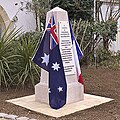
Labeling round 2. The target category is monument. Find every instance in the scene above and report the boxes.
[33,7,84,109]
[6,6,114,118]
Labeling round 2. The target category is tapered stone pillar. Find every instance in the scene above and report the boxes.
[35,7,84,105]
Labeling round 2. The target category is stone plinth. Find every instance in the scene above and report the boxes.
[35,7,84,105]
[7,94,113,118]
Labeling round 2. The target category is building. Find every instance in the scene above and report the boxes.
[0,0,36,36]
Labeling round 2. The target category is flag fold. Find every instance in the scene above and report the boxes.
[69,20,84,85]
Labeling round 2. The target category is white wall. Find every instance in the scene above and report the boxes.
[100,4,119,21]
[0,0,36,32]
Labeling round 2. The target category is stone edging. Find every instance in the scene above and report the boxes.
[0,113,37,120]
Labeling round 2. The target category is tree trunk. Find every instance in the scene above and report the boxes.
[103,38,109,50]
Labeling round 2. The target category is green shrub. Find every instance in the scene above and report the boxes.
[12,32,42,88]
[90,48,120,70]
[0,25,21,88]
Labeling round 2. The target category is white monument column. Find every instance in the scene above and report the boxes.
[35,7,84,105]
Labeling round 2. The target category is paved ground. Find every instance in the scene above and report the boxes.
[0,67,120,120]
[0,118,8,120]
[0,118,7,120]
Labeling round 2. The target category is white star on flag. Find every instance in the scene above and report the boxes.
[48,88,51,93]
[41,53,49,66]
[58,86,63,92]
[51,62,60,71]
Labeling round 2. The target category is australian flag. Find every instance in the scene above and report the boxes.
[32,16,67,109]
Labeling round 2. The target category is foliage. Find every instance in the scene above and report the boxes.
[0,0,119,89]
[72,18,117,65]
[51,0,94,21]
[72,19,97,65]
[12,32,41,87]
[72,19,93,51]
[0,24,21,88]
[92,48,120,70]
[96,48,112,64]
[93,20,117,49]
[51,0,74,9]
[0,24,42,89]
[31,0,94,30]
[32,0,50,17]
[93,0,119,50]
[74,0,94,21]
[94,20,117,41]
[51,0,75,16]
[32,0,50,31]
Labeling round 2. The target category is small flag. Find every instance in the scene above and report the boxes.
[32,16,67,109]
[69,20,84,85]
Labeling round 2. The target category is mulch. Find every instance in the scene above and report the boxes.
[0,67,120,120]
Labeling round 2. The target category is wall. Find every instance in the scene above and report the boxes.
[0,0,36,32]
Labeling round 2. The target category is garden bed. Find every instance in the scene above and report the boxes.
[0,67,120,120]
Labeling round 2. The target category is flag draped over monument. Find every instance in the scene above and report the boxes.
[32,16,67,109]
[69,20,84,85]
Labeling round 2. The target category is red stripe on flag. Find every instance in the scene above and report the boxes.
[50,25,59,44]
[78,74,84,85]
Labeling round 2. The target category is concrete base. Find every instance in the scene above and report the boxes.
[35,82,84,104]
[35,83,49,104]
[6,94,113,118]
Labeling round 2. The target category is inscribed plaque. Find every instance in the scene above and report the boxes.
[59,21,76,76]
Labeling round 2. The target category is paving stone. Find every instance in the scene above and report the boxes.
[16,117,29,120]
[0,118,8,120]
[4,114,18,120]
[29,119,37,120]
[0,113,8,118]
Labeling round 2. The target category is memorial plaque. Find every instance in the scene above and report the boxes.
[59,21,76,76]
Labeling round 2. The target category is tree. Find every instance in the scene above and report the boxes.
[31,0,94,30]
[51,0,94,21]
[94,0,119,49]
[93,20,117,49]
[32,0,50,31]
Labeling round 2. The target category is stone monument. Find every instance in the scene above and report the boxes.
[35,7,84,105]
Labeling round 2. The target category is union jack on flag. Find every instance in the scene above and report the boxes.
[47,16,59,49]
